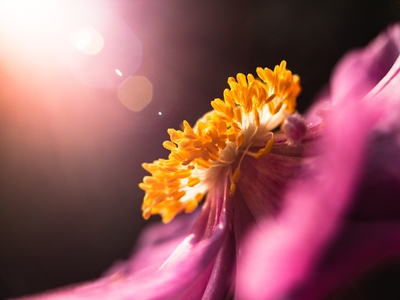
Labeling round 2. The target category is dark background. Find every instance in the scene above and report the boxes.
[0,0,399,299]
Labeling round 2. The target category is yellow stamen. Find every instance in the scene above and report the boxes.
[140,61,301,223]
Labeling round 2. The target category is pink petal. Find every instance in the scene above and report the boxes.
[293,220,400,300]
[22,180,229,300]
[104,211,199,276]
[237,127,321,223]
[237,23,400,300]
[237,98,381,300]
[330,23,400,105]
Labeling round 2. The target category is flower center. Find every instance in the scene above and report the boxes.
[139,61,301,223]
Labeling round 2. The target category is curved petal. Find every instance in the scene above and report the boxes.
[344,27,400,221]
[330,23,400,105]
[104,211,199,276]
[22,180,229,300]
[349,121,400,221]
[237,127,321,223]
[236,99,380,300]
[23,219,226,300]
[292,220,400,300]
[200,228,236,300]
[22,227,225,300]
[237,23,400,300]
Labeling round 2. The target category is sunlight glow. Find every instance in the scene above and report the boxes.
[1,0,58,30]
[0,1,143,88]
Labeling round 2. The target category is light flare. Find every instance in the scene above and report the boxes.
[70,26,104,55]
[118,76,153,112]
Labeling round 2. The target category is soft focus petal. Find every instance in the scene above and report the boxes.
[292,220,400,299]
[22,224,226,300]
[200,228,236,300]
[104,211,198,276]
[330,23,400,105]
[237,100,380,300]
[22,224,225,300]
[349,111,400,221]
[237,127,321,223]
[237,23,400,300]
[292,25,400,299]
[22,180,228,300]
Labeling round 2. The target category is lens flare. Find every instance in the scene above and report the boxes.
[70,26,104,55]
[118,76,153,112]
[68,14,142,88]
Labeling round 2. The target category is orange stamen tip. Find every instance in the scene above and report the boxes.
[232,168,241,183]
[229,183,236,197]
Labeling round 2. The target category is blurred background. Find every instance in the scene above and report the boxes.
[0,0,399,298]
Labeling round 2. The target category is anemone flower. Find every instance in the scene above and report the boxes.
[21,23,400,300]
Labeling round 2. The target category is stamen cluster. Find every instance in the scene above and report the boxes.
[139,61,301,223]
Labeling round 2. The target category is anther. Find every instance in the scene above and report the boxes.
[229,183,236,197]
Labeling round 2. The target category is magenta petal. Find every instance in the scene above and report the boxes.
[20,169,232,300]
[22,220,226,300]
[237,152,302,221]
[23,185,229,300]
[292,220,400,300]
[237,128,320,223]
[23,218,226,300]
[199,230,236,300]
[346,37,400,221]
[236,99,381,300]
[237,23,400,300]
[349,124,400,221]
[329,23,400,105]
[104,211,199,276]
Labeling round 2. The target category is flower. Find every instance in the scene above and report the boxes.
[21,23,400,300]
[23,62,314,300]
